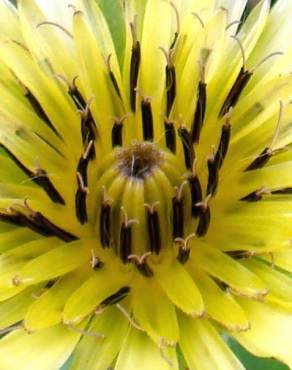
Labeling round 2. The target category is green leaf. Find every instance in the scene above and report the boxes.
[229,338,289,370]
[97,0,126,68]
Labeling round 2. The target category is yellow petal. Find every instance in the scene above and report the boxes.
[192,268,249,331]
[178,312,245,370]
[0,325,80,370]
[62,260,130,324]
[115,327,177,370]
[25,269,88,331]
[132,276,179,345]
[192,244,268,298]
[71,306,128,370]
[18,240,89,286]
[151,254,204,316]
[0,286,38,330]
[234,298,292,368]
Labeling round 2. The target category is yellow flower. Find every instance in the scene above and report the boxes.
[0,0,292,369]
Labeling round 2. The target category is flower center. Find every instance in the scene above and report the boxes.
[116,141,164,179]
[96,141,194,265]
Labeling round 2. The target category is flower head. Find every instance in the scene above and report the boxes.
[1,0,292,369]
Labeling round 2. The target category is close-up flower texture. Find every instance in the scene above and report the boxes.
[2,0,292,369]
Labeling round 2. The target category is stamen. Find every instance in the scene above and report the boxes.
[116,303,144,331]
[56,75,87,110]
[250,52,284,73]
[90,249,104,269]
[245,101,283,171]
[34,166,65,205]
[214,111,232,168]
[175,233,196,264]
[240,186,271,202]
[36,21,73,38]
[129,19,141,111]
[170,1,180,48]
[188,160,202,218]
[226,20,241,31]
[107,54,122,98]
[67,324,105,339]
[272,187,292,195]
[120,207,139,263]
[78,98,97,159]
[100,287,130,306]
[206,154,219,196]
[145,202,161,255]
[190,63,207,143]
[128,252,154,277]
[226,250,256,259]
[24,87,59,136]
[219,36,251,117]
[0,323,23,336]
[172,181,187,238]
[159,343,174,367]
[1,203,77,242]
[141,97,154,141]
[160,47,176,116]
[191,12,205,28]
[178,125,195,170]
[195,195,211,237]
[100,200,111,247]
[111,114,130,148]
[164,118,176,153]
[75,172,89,224]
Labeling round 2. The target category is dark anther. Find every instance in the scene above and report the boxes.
[0,207,77,242]
[172,183,186,239]
[164,119,176,153]
[215,120,231,168]
[100,287,131,306]
[120,222,132,264]
[0,145,65,205]
[219,67,252,118]
[166,64,176,117]
[141,98,154,141]
[175,234,195,265]
[195,198,211,237]
[244,147,271,171]
[75,172,88,224]
[128,252,154,277]
[226,250,255,259]
[145,203,161,255]
[129,21,141,111]
[24,87,59,136]
[240,187,270,202]
[91,257,104,270]
[112,120,123,147]
[34,168,65,205]
[44,280,57,289]
[245,101,283,172]
[207,156,219,195]
[80,109,97,160]
[109,71,122,98]
[67,77,87,110]
[188,174,202,218]
[178,126,195,170]
[120,209,137,264]
[272,187,292,195]
[100,202,111,247]
[77,157,89,188]
[107,55,122,99]
[136,260,154,277]
[190,79,207,143]
[177,247,190,264]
